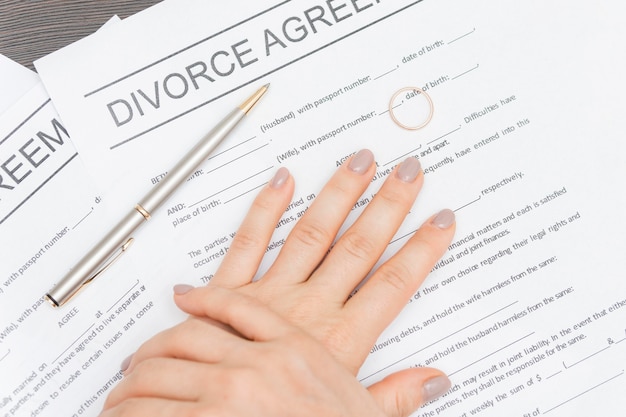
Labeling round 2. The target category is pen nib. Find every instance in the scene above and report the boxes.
[239,84,270,115]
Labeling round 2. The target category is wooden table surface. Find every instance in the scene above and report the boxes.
[0,0,160,70]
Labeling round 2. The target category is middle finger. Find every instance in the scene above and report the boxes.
[310,156,423,299]
[264,149,376,283]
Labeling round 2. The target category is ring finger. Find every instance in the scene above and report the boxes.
[265,149,376,283]
[310,156,423,299]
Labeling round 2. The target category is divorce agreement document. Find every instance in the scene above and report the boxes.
[0,83,186,417]
[0,15,173,417]
[31,0,626,415]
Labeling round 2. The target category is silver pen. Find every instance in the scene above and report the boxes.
[45,84,269,307]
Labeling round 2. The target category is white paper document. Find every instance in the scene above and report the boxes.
[2,0,621,415]
[0,14,121,116]
[0,82,185,417]
[1,15,174,417]
[0,55,39,115]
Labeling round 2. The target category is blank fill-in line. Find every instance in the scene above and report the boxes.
[189,167,273,208]
[563,345,611,369]
[224,182,268,204]
[106,280,141,313]
[383,125,462,167]
[546,370,562,380]
[427,125,462,145]
[447,28,476,45]
[542,371,624,414]
[208,136,256,160]
[50,324,95,364]
[384,144,423,167]
[454,195,482,212]
[72,208,94,230]
[360,301,519,381]
[204,143,268,175]
[373,65,399,81]
[451,64,479,80]
[379,101,403,116]
[0,350,10,362]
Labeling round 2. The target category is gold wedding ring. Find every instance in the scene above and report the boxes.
[388,86,434,130]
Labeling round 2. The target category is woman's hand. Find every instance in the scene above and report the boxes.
[102,286,401,417]
[121,149,456,416]
[220,149,455,369]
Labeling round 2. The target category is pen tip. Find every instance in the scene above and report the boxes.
[239,84,269,115]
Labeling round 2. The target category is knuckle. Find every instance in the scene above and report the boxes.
[221,367,259,395]
[377,262,413,292]
[289,221,331,248]
[267,336,322,381]
[338,231,376,263]
[186,409,205,417]
[393,389,415,417]
[230,229,264,252]
[282,332,312,358]
[410,235,441,261]
[377,185,411,210]
[175,316,210,338]
[111,398,143,417]
[142,319,198,355]
[124,358,158,388]
[318,325,355,360]
[252,191,278,212]
[187,406,219,417]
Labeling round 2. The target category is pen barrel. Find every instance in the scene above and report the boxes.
[45,86,267,307]
[139,107,245,213]
[46,209,146,306]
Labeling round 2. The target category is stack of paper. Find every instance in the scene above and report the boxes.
[1,1,624,416]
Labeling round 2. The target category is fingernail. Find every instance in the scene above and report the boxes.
[173,284,195,295]
[422,375,451,403]
[431,209,455,229]
[348,149,374,175]
[120,354,133,372]
[270,167,289,189]
[396,157,421,183]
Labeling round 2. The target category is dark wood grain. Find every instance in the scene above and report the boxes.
[0,0,161,70]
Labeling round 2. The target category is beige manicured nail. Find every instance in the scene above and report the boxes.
[348,149,375,175]
[422,375,452,403]
[431,209,455,229]
[120,354,133,372]
[270,167,289,189]
[173,284,194,295]
[396,157,422,183]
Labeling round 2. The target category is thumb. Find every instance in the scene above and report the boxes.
[367,368,451,417]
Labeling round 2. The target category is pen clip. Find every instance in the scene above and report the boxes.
[83,237,134,287]
[44,237,135,308]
